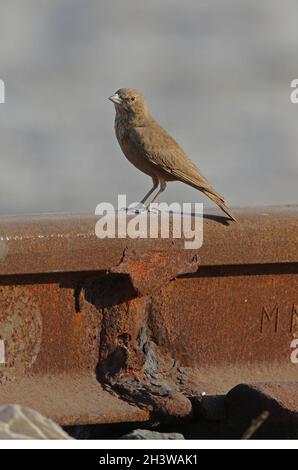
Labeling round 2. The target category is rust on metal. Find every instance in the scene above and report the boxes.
[0,205,296,276]
[0,206,297,426]
[111,248,200,296]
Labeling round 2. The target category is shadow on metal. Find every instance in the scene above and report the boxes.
[0,206,297,431]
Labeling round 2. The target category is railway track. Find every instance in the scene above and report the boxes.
[0,206,297,436]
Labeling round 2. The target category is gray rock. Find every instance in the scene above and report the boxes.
[0,405,72,439]
[120,429,184,440]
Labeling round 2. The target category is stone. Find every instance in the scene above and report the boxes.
[0,405,72,439]
[120,429,184,439]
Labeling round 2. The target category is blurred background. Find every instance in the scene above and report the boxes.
[0,0,297,215]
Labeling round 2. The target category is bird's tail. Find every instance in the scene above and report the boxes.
[172,167,236,221]
[203,189,237,221]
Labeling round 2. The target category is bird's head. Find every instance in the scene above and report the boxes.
[108,88,149,122]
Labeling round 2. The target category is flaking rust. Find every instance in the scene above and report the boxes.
[110,247,200,295]
[83,248,202,422]
[0,206,297,427]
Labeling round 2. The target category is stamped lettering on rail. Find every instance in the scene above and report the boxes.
[260,304,298,334]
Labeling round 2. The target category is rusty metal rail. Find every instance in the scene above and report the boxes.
[0,206,297,430]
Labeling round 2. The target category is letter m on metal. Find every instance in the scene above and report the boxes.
[260,305,279,333]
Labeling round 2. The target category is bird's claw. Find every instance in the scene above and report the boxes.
[146,205,159,214]
[121,203,147,215]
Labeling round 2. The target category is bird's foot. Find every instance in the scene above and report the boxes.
[146,204,159,214]
[122,203,147,214]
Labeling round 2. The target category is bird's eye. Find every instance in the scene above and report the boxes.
[131,96,135,101]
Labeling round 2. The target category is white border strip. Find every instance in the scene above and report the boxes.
[0,440,297,449]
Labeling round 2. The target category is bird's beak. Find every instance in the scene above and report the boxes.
[108,93,122,105]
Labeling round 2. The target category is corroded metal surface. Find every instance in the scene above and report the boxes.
[0,205,296,276]
[0,375,149,426]
[151,269,298,391]
[0,206,297,426]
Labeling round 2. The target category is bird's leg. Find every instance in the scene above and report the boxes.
[127,176,159,214]
[140,176,159,204]
[146,178,167,209]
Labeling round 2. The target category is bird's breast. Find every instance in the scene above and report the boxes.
[114,119,159,178]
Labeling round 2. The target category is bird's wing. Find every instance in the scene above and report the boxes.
[129,124,224,201]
